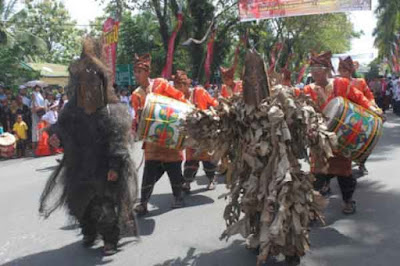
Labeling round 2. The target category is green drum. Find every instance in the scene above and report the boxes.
[138,93,193,150]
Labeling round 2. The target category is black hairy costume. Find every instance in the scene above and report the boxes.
[39,39,138,242]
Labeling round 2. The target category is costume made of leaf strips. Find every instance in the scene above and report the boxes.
[39,39,138,240]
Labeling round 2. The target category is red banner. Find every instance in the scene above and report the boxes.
[297,64,307,84]
[162,13,184,79]
[239,0,372,21]
[204,30,216,86]
[268,42,284,74]
[103,18,119,82]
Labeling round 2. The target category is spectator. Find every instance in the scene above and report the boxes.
[4,87,13,100]
[56,87,64,100]
[45,93,55,109]
[13,114,28,158]
[0,98,11,132]
[31,85,46,149]
[19,86,31,107]
[58,94,68,110]
[120,89,135,118]
[36,102,60,157]
[0,86,6,104]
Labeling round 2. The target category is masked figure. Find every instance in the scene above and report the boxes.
[39,38,138,255]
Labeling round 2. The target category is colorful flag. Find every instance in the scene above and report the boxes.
[103,18,120,82]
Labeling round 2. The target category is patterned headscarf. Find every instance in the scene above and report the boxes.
[134,53,151,72]
[339,56,355,73]
[310,51,333,71]
[220,66,235,81]
[173,70,191,86]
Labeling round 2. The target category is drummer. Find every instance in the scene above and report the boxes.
[220,65,243,98]
[131,54,187,215]
[294,51,381,215]
[172,71,219,192]
[338,56,379,175]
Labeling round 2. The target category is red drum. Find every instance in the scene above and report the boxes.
[323,97,383,162]
[0,133,16,158]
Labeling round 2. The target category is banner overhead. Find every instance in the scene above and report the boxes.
[239,0,371,21]
[103,18,120,82]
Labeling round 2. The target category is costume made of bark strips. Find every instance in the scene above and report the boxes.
[39,39,138,237]
[186,86,218,162]
[295,77,372,177]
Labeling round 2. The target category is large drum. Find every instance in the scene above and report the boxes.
[0,133,16,158]
[323,97,383,162]
[138,93,193,149]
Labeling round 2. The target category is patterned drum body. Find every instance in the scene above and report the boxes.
[0,133,16,158]
[323,97,382,162]
[138,93,193,150]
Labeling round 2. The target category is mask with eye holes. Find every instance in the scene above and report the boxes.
[68,37,118,114]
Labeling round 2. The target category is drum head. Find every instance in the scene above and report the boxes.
[323,97,344,127]
[0,133,16,146]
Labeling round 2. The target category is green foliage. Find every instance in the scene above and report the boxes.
[0,45,40,86]
[365,59,381,81]
[374,0,400,66]
[14,0,84,64]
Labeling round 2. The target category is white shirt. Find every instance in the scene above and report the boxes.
[42,110,58,124]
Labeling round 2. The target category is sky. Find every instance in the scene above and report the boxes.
[64,0,379,61]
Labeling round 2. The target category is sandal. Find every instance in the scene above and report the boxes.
[134,203,148,216]
[182,182,191,194]
[103,242,118,256]
[82,234,97,247]
[172,197,184,209]
[342,200,356,215]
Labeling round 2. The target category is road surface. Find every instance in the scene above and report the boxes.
[0,112,399,266]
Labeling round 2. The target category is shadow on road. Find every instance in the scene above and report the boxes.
[306,179,400,265]
[144,192,214,218]
[36,165,59,172]
[1,241,113,266]
[153,240,290,266]
[153,178,400,266]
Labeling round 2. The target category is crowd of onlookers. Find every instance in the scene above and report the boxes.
[367,75,400,115]
[0,84,68,159]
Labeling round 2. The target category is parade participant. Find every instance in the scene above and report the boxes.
[39,38,138,255]
[338,56,378,175]
[295,51,381,214]
[338,56,377,105]
[180,76,218,192]
[220,66,242,98]
[131,54,187,215]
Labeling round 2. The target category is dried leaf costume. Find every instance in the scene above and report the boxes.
[183,50,334,265]
[39,38,138,253]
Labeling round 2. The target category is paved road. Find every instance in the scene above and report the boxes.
[0,112,399,266]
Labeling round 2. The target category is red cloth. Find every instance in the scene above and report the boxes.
[186,87,218,162]
[221,81,243,98]
[192,86,217,110]
[295,78,372,110]
[350,78,375,102]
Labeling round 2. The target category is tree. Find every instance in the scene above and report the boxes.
[373,0,400,67]
[0,0,44,86]
[14,1,84,64]
[96,1,359,83]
